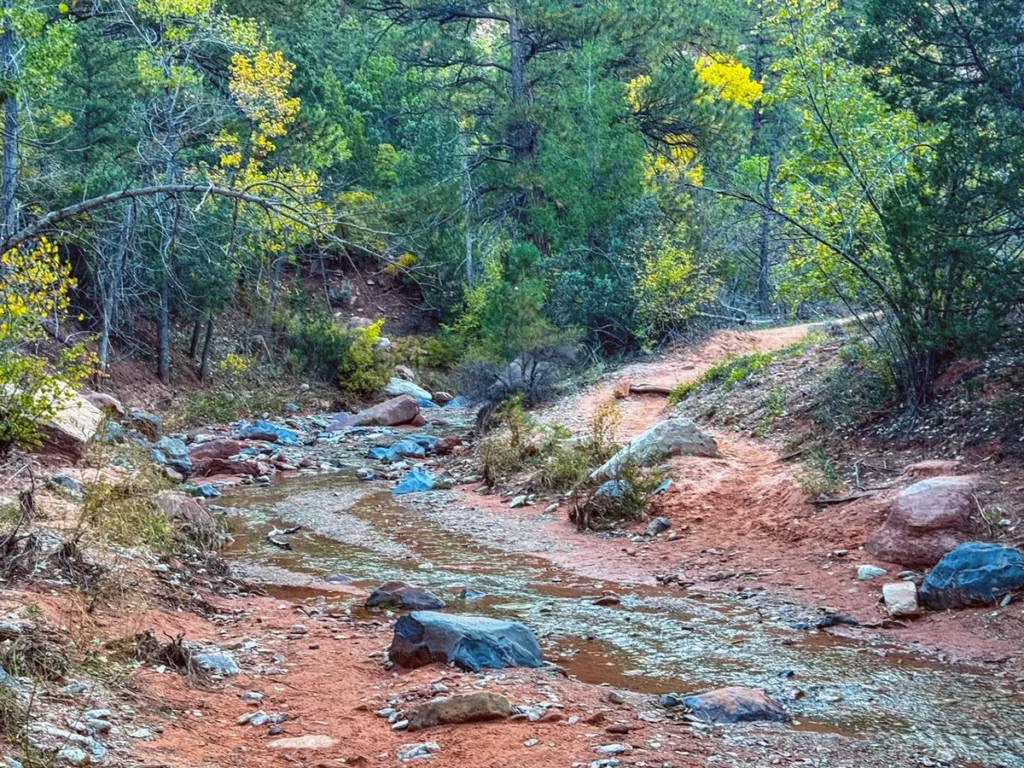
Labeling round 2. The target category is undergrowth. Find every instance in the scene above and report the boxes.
[669,334,824,404]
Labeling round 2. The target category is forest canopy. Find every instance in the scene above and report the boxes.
[1,0,1021,447]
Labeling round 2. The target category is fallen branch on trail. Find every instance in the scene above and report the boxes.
[613,380,674,399]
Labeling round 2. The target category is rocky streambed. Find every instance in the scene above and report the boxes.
[217,469,1024,767]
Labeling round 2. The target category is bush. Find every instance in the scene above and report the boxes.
[289,314,393,399]
[539,401,621,491]
[569,458,666,531]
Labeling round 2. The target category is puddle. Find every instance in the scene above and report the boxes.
[220,473,1024,765]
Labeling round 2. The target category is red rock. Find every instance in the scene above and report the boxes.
[332,395,420,428]
[410,413,428,427]
[155,491,214,529]
[583,711,606,725]
[866,477,983,567]
[195,458,267,477]
[190,439,242,461]
[684,687,789,723]
[432,391,454,404]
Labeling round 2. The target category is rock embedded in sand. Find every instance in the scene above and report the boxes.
[388,611,543,672]
[405,692,511,731]
[902,460,962,479]
[682,687,789,724]
[882,581,919,617]
[397,742,441,761]
[866,477,984,568]
[591,418,719,481]
[919,542,1024,610]
[367,582,446,611]
[267,735,338,750]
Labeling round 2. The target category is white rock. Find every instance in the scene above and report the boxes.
[857,565,888,581]
[882,581,919,617]
[267,735,337,750]
[591,418,718,481]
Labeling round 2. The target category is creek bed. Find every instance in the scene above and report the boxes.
[221,472,1024,766]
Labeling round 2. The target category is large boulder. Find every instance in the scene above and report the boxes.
[332,395,421,429]
[682,687,789,724]
[919,542,1024,610]
[866,477,983,568]
[366,581,446,611]
[591,418,719,481]
[389,611,543,672]
[384,377,433,402]
[190,438,242,462]
[82,392,125,418]
[154,491,215,529]
[38,387,104,462]
[406,693,511,731]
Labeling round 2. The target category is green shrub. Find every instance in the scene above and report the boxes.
[756,387,787,437]
[539,401,621,491]
[569,458,666,530]
[289,314,393,399]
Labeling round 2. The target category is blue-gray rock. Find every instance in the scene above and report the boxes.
[155,437,189,459]
[325,574,354,584]
[683,687,789,724]
[417,397,440,409]
[357,468,376,481]
[920,542,1024,610]
[389,611,543,672]
[384,377,433,401]
[646,517,672,536]
[659,693,684,709]
[130,410,162,440]
[393,470,435,496]
[366,581,446,611]
[235,420,301,446]
[150,448,168,465]
[368,439,426,462]
[596,480,628,498]
[190,484,222,499]
[46,475,83,501]
[97,421,125,444]
[194,651,240,677]
[444,396,471,409]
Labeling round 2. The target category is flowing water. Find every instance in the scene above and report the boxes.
[220,471,1024,767]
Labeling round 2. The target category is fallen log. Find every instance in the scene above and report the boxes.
[613,380,674,399]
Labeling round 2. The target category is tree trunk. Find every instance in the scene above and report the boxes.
[0,0,18,242]
[757,150,777,316]
[199,318,215,381]
[508,13,536,168]
[189,320,202,363]
[158,280,171,384]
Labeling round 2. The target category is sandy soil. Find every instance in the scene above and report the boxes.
[475,326,1024,668]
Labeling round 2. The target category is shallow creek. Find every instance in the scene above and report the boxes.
[221,471,1023,766]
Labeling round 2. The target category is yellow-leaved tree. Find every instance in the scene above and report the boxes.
[0,239,96,456]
